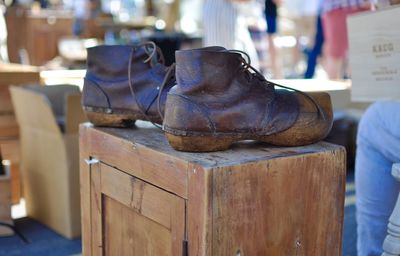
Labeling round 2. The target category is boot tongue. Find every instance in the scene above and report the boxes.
[261,89,299,135]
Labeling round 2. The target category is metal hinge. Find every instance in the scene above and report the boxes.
[84,158,99,165]
[182,240,188,256]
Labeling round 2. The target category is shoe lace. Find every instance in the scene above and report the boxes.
[229,49,326,120]
[157,63,176,121]
[127,41,174,129]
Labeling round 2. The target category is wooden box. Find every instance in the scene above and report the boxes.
[348,6,400,101]
[80,122,346,256]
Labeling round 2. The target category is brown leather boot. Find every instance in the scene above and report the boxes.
[163,48,333,152]
[82,42,176,127]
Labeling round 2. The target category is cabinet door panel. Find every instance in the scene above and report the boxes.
[90,162,185,256]
[100,163,179,229]
[103,196,172,256]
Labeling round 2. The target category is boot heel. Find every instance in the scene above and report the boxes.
[85,111,136,128]
[165,133,234,152]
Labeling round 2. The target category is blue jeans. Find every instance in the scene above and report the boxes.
[304,15,324,79]
[356,101,400,256]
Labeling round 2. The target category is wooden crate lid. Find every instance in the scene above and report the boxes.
[83,121,343,169]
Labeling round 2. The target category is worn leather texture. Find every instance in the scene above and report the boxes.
[82,45,174,121]
[163,49,300,136]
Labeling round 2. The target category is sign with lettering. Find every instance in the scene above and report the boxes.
[347,6,400,101]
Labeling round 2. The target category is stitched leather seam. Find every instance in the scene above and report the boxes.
[84,77,112,110]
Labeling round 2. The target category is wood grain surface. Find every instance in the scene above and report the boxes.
[211,151,345,255]
[80,122,346,256]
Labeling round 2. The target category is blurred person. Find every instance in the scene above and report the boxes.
[72,0,89,36]
[284,0,319,76]
[321,0,372,79]
[264,0,282,78]
[203,0,260,69]
[356,101,400,255]
[0,1,8,62]
[304,0,324,78]
[72,0,101,36]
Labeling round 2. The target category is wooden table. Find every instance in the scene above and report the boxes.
[80,121,346,256]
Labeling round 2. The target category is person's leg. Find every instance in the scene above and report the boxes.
[322,9,346,79]
[304,14,324,78]
[356,101,400,256]
[324,57,343,79]
[203,0,237,49]
[322,7,371,79]
[265,15,282,78]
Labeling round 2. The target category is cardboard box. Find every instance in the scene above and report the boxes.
[10,85,86,239]
[348,6,400,101]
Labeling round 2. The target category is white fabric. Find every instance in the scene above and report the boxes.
[202,0,260,69]
[284,0,320,17]
[0,5,8,62]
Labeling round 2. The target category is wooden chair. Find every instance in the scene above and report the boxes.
[382,163,400,256]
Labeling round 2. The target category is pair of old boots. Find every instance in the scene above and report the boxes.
[82,42,333,152]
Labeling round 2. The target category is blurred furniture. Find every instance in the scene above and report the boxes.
[58,38,100,62]
[0,167,13,236]
[6,8,74,65]
[96,16,157,30]
[40,69,86,88]
[5,8,105,66]
[10,85,86,239]
[23,10,74,66]
[80,122,346,255]
[3,7,25,64]
[271,79,357,111]
[382,163,400,256]
[0,63,40,204]
[325,113,358,168]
